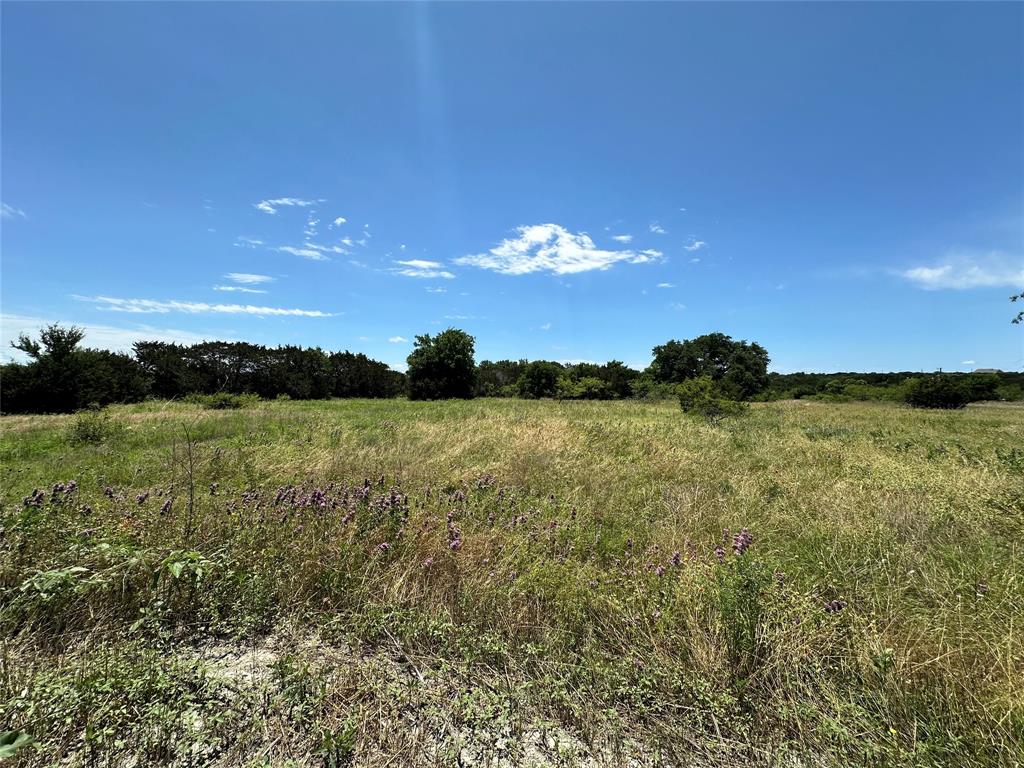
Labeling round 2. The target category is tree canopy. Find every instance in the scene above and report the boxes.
[649,332,770,399]
[406,329,477,400]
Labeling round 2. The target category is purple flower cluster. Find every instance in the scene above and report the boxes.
[823,599,847,614]
[731,528,754,555]
[135,492,149,505]
[23,488,45,507]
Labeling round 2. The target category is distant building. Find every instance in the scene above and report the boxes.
[974,368,1001,374]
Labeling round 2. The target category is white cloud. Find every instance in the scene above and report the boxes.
[329,217,347,228]
[388,336,408,343]
[1,203,27,219]
[213,285,267,294]
[689,257,701,263]
[276,245,331,261]
[669,302,687,311]
[539,322,552,331]
[426,286,447,293]
[254,197,323,214]
[225,272,274,285]
[455,223,663,276]
[303,214,319,239]
[234,236,265,248]
[900,251,1023,290]
[392,259,455,279]
[684,239,706,252]
[0,313,226,363]
[656,282,674,289]
[961,360,976,365]
[74,295,333,317]
[611,234,633,244]
[649,222,666,234]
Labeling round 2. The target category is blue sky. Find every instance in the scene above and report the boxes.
[2,2,1022,373]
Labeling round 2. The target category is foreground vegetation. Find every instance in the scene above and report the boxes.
[1,398,1022,766]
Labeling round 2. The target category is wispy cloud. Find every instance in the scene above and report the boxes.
[539,322,552,331]
[224,273,274,285]
[1,203,27,219]
[425,286,448,294]
[455,223,663,276]
[684,239,706,252]
[388,335,408,343]
[656,282,674,288]
[689,257,701,264]
[329,216,347,229]
[1,313,225,363]
[392,259,455,279]
[213,285,267,294]
[900,251,1023,290]
[234,236,265,248]
[649,222,666,234]
[961,360,976,365]
[669,302,687,311]
[74,295,333,317]
[303,214,319,239]
[254,197,324,215]
[276,245,331,261]
[611,234,633,244]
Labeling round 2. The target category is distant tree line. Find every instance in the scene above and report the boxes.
[0,325,404,413]
[1,324,1020,413]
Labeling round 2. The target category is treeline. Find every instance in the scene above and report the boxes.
[0,326,404,414]
[1,324,1020,413]
[761,371,1024,404]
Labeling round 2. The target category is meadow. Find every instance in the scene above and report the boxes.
[0,398,1021,767]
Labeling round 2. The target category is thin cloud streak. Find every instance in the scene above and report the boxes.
[73,295,334,317]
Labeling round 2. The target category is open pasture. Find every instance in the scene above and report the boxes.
[1,398,1021,766]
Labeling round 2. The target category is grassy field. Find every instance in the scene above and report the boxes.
[1,398,1021,766]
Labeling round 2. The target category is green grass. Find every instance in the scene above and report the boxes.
[1,398,1021,766]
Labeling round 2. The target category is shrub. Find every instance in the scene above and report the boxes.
[678,377,748,422]
[903,376,970,410]
[66,407,125,445]
[186,392,261,410]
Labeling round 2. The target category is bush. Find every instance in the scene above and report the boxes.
[903,376,970,410]
[185,392,261,410]
[678,377,748,422]
[66,407,125,445]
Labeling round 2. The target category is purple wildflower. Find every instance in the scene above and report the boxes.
[135,492,149,505]
[732,528,754,555]
[669,551,682,567]
[160,498,173,515]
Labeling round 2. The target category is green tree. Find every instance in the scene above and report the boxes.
[518,361,563,399]
[650,332,769,399]
[406,329,477,400]
[904,376,970,409]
